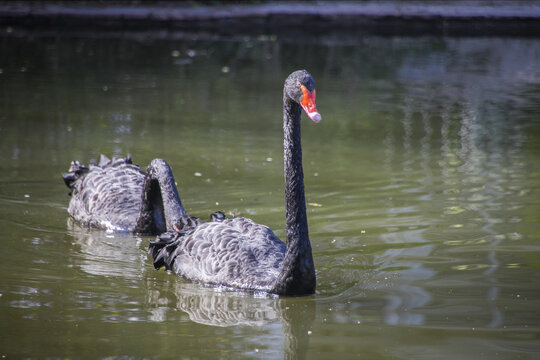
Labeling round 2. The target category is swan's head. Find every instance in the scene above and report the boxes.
[285,70,322,123]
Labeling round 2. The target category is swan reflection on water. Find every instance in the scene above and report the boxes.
[67,218,147,280]
[146,280,315,359]
[146,280,280,327]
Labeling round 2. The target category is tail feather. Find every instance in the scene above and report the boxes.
[210,211,226,222]
[62,161,89,195]
[98,154,111,167]
[149,231,181,270]
[98,154,133,168]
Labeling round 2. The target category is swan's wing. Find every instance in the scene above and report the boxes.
[150,217,286,292]
[66,159,145,231]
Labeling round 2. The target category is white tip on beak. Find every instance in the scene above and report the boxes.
[310,112,322,123]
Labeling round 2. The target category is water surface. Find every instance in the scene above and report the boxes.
[1,30,540,359]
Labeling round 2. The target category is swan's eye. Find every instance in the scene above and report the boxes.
[300,85,321,123]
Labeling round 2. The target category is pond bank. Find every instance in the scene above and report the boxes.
[1,1,540,36]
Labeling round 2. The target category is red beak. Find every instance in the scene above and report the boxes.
[300,85,321,123]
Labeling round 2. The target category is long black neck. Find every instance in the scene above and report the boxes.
[272,96,316,296]
[134,159,187,235]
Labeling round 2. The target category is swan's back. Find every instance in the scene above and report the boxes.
[149,217,286,292]
[63,156,145,232]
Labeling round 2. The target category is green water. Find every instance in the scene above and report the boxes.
[1,30,540,359]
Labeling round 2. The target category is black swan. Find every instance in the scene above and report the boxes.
[149,70,321,296]
[63,155,211,234]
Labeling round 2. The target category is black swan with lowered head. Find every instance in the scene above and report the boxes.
[149,70,321,296]
[63,155,214,234]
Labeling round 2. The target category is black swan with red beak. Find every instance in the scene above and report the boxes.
[149,70,321,296]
